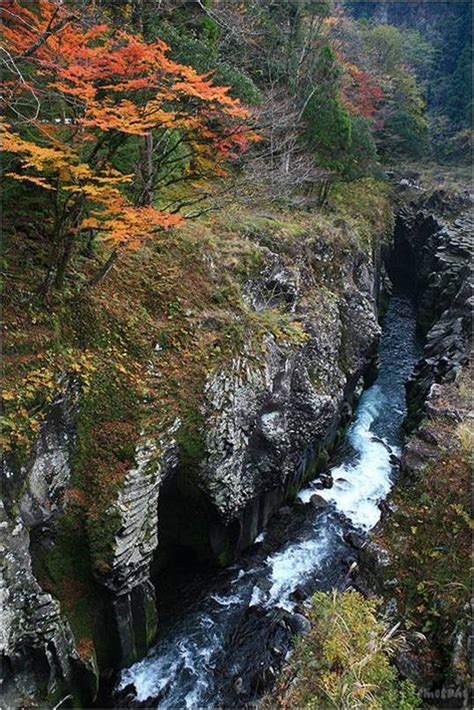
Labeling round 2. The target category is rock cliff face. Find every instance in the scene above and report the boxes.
[159,236,381,565]
[1,380,97,708]
[1,219,383,706]
[1,375,180,706]
[93,425,180,668]
[385,187,473,428]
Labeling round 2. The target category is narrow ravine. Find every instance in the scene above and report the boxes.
[115,292,422,709]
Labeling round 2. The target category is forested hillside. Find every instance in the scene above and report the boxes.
[348,0,472,159]
[2,0,470,292]
[1,2,472,709]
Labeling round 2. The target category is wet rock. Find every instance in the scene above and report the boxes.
[289,585,307,602]
[342,553,358,568]
[343,530,365,549]
[378,499,395,521]
[233,677,245,695]
[371,435,392,453]
[309,494,329,509]
[288,613,311,635]
[314,472,333,489]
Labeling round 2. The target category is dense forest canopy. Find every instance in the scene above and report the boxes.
[1,0,471,296]
[347,0,472,160]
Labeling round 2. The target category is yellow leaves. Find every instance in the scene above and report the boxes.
[1,348,99,457]
[1,3,256,271]
[98,205,184,251]
[82,101,159,135]
[79,217,100,230]
[323,16,340,28]
[6,173,56,190]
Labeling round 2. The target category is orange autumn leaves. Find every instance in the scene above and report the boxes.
[1,0,257,253]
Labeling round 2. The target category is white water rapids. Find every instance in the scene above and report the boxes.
[116,294,421,709]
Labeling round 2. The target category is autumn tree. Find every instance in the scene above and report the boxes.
[1,0,257,292]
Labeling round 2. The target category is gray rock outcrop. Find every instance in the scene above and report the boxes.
[185,236,381,560]
[385,186,472,427]
[1,380,96,708]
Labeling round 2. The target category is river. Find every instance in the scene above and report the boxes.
[114,292,421,709]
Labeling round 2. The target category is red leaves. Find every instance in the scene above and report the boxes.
[335,51,384,122]
[1,0,257,261]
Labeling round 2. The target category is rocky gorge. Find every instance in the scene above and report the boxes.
[1,175,472,709]
[352,176,473,707]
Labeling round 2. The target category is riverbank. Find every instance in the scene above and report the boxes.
[377,365,471,706]
[267,174,473,710]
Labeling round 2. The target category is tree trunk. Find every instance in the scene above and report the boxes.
[38,227,62,299]
[54,232,74,289]
[318,179,331,206]
[131,0,144,32]
[141,131,154,206]
[85,250,118,289]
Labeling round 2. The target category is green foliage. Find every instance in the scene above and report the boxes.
[267,590,421,710]
[349,0,472,161]
[146,18,261,104]
[342,114,379,180]
[357,23,430,161]
[361,23,407,74]
[446,42,473,126]
[375,370,471,684]
[304,96,352,167]
[381,110,429,160]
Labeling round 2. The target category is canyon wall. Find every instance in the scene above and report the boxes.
[1,201,387,707]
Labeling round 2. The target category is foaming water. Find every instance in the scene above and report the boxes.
[249,524,332,611]
[298,385,394,529]
[116,294,421,709]
[298,294,420,529]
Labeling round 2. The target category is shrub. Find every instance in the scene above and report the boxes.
[267,590,421,710]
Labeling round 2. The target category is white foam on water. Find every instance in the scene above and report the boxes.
[298,385,396,530]
[118,625,221,706]
[118,651,180,702]
[249,585,264,608]
[250,527,330,612]
[210,593,241,607]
